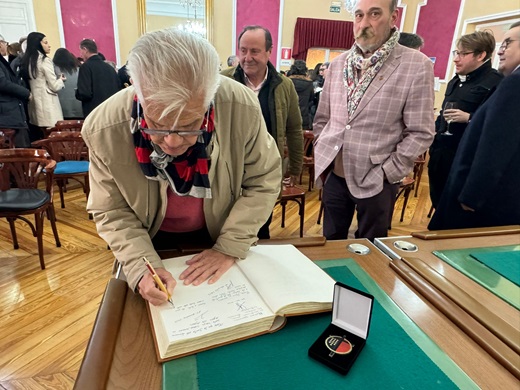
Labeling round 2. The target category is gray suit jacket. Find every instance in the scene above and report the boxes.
[313,44,435,198]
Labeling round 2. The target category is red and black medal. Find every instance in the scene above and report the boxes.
[325,335,353,357]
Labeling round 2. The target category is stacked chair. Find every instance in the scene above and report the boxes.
[43,119,84,138]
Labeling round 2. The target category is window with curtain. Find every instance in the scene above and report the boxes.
[307,49,344,70]
[292,17,354,62]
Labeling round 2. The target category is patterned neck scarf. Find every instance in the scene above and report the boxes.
[344,29,400,118]
[131,96,214,198]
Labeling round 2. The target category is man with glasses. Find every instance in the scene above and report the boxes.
[82,28,281,306]
[311,62,330,122]
[428,31,502,210]
[429,22,520,230]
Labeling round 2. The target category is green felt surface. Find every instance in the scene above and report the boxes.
[470,251,520,287]
[163,259,476,390]
[434,245,520,310]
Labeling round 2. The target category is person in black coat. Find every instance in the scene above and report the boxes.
[428,31,503,209]
[429,22,520,230]
[76,39,121,117]
[288,60,314,129]
[0,55,31,147]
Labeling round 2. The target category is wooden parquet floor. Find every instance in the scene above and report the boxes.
[0,172,433,389]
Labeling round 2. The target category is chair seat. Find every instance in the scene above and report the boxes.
[400,177,415,188]
[54,160,89,174]
[281,186,306,198]
[0,188,50,211]
[276,186,306,237]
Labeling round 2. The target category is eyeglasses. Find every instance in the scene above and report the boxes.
[499,38,519,51]
[452,50,474,58]
[319,68,326,71]
[0,40,7,45]
[137,102,211,139]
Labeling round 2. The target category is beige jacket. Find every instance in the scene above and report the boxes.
[28,54,64,127]
[82,77,282,290]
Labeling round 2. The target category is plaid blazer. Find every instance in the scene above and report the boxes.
[313,44,435,199]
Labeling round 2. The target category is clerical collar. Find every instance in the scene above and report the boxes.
[457,59,491,83]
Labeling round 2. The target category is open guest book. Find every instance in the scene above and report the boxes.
[147,244,336,362]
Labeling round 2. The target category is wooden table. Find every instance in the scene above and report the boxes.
[374,226,520,331]
[74,236,520,390]
[375,226,520,383]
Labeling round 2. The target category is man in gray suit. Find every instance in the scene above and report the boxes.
[313,0,434,240]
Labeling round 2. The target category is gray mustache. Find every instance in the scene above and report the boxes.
[356,27,374,39]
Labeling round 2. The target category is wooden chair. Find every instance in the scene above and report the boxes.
[394,176,415,223]
[427,205,434,218]
[412,152,427,197]
[0,148,61,269]
[317,189,324,225]
[299,131,315,191]
[44,119,84,138]
[0,129,16,149]
[32,132,90,210]
[275,185,306,237]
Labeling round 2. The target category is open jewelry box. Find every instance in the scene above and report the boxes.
[308,282,374,375]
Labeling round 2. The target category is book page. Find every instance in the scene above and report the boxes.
[237,245,335,315]
[152,257,274,347]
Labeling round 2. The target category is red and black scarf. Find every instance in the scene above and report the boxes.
[131,96,214,198]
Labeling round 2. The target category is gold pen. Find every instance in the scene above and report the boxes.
[143,257,174,307]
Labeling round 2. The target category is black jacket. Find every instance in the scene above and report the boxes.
[428,61,503,207]
[0,55,30,129]
[432,61,503,151]
[76,55,121,117]
[429,68,520,230]
[289,75,314,129]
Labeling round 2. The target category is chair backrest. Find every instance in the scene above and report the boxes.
[0,148,56,192]
[44,120,84,138]
[32,132,89,162]
[0,129,16,149]
[303,130,314,157]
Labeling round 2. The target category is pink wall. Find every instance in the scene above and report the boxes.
[416,0,462,79]
[59,0,116,62]
[236,0,281,68]
[396,6,403,29]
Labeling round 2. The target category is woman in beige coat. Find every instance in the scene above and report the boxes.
[21,32,65,133]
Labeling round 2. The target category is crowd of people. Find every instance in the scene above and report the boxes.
[1,0,519,306]
[0,32,123,145]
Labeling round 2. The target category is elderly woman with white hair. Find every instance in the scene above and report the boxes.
[82,28,282,306]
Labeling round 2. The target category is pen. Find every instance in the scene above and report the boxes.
[143,257,174,307]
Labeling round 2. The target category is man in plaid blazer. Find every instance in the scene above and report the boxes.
[313,0,434,240]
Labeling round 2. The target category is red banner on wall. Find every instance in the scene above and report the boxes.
[59,0,117,62]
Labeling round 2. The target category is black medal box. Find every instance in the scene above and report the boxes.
[308,282,374,375]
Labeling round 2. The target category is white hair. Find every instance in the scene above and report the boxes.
[127,28,220,120]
